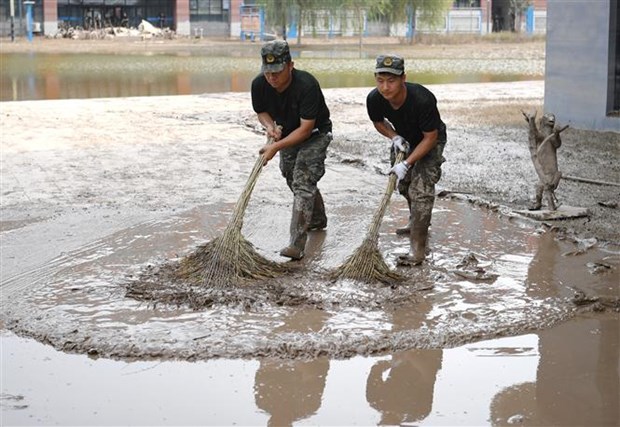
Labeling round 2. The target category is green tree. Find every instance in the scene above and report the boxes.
[374,0,453,43]
[294,0,324,45]
[256,0,325,45]
[257,0,292,40]
[510,0,533,32]
[337,0,376,49]
[257,0,453,44]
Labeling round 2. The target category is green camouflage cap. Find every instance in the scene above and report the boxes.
[375,54,405,75]
[261,40,292,73]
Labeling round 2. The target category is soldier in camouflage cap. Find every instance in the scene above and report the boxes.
[366,54,447,266]
[260,40,292,73]
[251,40,332,260]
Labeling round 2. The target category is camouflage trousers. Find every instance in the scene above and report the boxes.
[280,131,332,249]
[280,131,332,203]
[391,141,446,226]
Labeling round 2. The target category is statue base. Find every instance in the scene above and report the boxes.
[514,205,590,221]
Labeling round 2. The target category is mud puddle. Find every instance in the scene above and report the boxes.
[2,195,618,360]
[3,312,618,426]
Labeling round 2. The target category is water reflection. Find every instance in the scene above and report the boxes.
[254,309,329,426]
[490,317,619,426]
[366,305,442,426]
[0,52,541,101]
[487,230,620,426]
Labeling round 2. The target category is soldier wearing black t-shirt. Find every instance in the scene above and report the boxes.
[367,54,447,266]
[251,40,332,260]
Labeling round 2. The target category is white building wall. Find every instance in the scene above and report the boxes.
[544,0,619,131]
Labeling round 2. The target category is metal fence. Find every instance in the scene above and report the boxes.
[238,7,547,41]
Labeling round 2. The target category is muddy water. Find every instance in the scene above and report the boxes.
[3,196,618,361]
[1,84,617,424]
[3,191,617,425]
[2,316,618,425]
[0,52,543,101]
[2,178,619,425]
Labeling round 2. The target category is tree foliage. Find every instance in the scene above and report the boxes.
[255,0,290,39]
[372,0,453,23]
[256,0,455,43]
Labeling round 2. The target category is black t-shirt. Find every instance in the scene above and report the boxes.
[251,69,331,138]
[367,82,446,150]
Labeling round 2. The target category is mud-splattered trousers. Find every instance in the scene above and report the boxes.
[279,131,332,249]
[391,135,446,229]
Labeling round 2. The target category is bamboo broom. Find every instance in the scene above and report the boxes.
[178,133,288,287]
[329,151,407,285]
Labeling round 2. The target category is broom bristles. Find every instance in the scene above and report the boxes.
[178,228,285,287]
[329,236,404,283]
[185,134,287,287]
[330,152,407,285]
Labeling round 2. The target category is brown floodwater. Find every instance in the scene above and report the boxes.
[2,313,618,425]
[1,193,618,425]
[0,51,542,101]
[0,83,616,425]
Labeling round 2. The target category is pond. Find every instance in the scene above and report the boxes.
[0,49,544,101]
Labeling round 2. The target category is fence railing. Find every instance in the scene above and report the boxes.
[238,6,546,40]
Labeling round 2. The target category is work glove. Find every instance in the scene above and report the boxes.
[391,135,408,153]
[390,161,410,181]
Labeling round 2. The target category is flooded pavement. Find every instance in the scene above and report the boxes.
[2,315,618,425]
[1,81,618,425]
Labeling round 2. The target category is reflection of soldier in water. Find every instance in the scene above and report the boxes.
[366,305,443,425]
[254,309,329,427]
[366,349,442,425]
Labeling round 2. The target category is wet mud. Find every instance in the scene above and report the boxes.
[1,82,619,361]
[3,195,618,360]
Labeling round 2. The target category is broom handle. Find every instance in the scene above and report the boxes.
[229,132,278,230]
[365,151,406,241]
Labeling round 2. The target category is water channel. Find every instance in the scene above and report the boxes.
[0,48,542,101]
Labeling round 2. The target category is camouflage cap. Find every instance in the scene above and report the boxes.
[261,40,292,73]
[375,54,405,75]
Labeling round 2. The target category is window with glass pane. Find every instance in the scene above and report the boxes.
[197,0,223,15]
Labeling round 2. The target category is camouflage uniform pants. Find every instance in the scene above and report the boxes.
[280,131,332,203]
[391,139,446,227]
[280,132,332,247]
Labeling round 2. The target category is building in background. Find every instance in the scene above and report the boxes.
[240,0,548,40]
[1,0,547,39]
[414,0,548,36]
[544,0,619,131]
[0,0,244,38]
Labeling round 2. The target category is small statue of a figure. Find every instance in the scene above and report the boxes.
[521,110,569,210]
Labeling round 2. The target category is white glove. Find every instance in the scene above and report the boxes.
[391,135,407,153]
[390,161,410,181]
